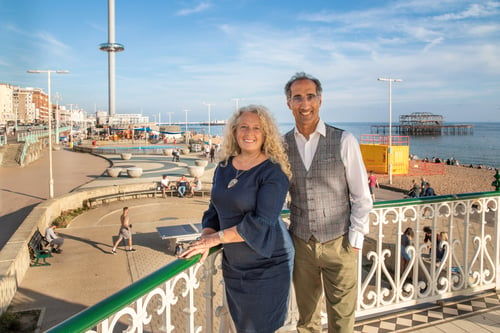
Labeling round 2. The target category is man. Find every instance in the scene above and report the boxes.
[160,174,170,198]
[408,179,420,198]
[419,177,428,197]
[111,207,136,254]
[177,175,189,198]
[45,223,64,253]
[422,182,436,197]
[284,72,373,333]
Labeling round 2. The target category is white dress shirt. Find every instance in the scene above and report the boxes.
[294,120,373,249]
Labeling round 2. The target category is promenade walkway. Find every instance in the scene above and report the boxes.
[2,147,499,332]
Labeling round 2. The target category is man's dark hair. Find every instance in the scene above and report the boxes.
[423,226,432,234]
[284,72,323,99]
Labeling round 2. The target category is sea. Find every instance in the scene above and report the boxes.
[190,122,500,170]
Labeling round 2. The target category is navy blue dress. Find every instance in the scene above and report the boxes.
[202,158,294,333]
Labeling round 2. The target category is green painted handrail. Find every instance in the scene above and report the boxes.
[46,189,500,332]
[373,190,500,208]
[47,246,221,333]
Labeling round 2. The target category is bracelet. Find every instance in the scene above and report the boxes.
[218,230,224,243]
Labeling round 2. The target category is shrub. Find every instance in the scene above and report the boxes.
[52,207,88,228]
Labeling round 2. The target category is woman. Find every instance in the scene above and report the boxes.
[436,231,448,262]
[179,105,294,333]
[188,176,202,198]
[401,227,414,271]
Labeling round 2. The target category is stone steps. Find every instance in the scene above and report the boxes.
[0,144,23,167]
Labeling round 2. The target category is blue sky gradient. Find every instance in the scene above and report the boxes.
[1,0,499,124]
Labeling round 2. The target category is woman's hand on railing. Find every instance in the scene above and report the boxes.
[178,233,220,264]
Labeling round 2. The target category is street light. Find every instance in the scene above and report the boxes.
[167,112,174,125]
[183,109,190,141]
[27,69,69,199]
[378,77,402,185]
[54,92,61,144]
[203,102,214,142]
[231,98,245,111]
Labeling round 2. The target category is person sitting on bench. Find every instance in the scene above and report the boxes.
[160,174,170,198]
[177,175,189,197]
[189,177,202,198]
[45,223,64,253]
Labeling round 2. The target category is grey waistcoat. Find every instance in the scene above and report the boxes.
[284,125,351,243]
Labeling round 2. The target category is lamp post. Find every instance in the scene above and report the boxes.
[67,103,75,130]
[167,112,173,125]
[203,102,213,142]
[183,109,190,144]
[54,92,61,144]
[378,77,402,185]
[231,98,244,111]
[183,109,189,132]
[27,69,69,199]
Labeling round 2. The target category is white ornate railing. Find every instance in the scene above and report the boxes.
[47,192,500,333]
[357,192,499,319]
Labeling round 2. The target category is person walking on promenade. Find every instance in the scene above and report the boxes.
[179,105,294,333]
[209,145,216,163]
[111,207,136,254]
[420,177,428,197]
[283,72,373,333]
[422,182,436,197]
[45,223,64,253]
[368,170,380,201]
[407,179,420,198]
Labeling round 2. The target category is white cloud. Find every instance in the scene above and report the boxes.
[176,2,211,16]
[36,32,69,50]
[0,57,10,67]
[467,23,500,35]
[434,2,500,21]
[422,37,445,53]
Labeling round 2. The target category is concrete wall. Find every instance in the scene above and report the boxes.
[0,181,156,315]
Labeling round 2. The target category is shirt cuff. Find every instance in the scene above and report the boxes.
[349,229,365,249]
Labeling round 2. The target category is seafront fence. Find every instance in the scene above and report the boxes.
[47,190,500,333]
[16,126,71,143]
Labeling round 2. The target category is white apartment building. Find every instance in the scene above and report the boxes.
[14,87,40,124]
[0,84,15,126]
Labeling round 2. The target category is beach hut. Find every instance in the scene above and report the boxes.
[360,134,410,175]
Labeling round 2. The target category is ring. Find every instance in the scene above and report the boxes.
[195,237,201,241]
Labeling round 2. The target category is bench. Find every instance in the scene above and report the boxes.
[85,184,211,208]
[28,230,52,266]
[156,183,211,198]
[85,185,159,208]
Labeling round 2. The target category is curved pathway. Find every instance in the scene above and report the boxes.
[0,148,110,249]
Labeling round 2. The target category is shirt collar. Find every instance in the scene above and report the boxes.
[294,119,326,138]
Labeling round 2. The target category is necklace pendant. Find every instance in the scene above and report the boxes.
[227,178,238,189]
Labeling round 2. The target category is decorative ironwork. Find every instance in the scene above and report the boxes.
[47,193,500,332]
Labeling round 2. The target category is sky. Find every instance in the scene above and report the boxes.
[1,0,499,124]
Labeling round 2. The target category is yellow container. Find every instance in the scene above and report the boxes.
[361,144,409,175]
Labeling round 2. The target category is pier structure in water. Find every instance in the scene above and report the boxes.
[371,112,473,136]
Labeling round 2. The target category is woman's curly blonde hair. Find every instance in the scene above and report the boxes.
[219,105,292,179]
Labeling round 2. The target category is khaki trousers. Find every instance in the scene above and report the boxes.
[293,234,358,333]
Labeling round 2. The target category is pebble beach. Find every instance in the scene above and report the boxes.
[380,164,498,196]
